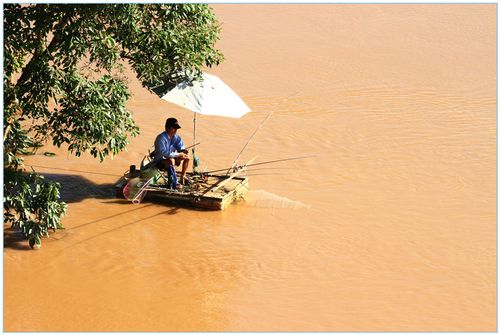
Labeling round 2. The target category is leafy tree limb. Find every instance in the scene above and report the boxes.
[4,4,224,248]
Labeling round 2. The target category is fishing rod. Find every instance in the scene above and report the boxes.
[210,167,294,177]
[181,142,201,153]
[205,155,315,175]
[226,91,300,175]
[147,142,200,156]
[226,112,272,175]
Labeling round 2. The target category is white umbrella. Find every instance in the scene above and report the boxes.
[157,72,251,171]
[160,72,251,118]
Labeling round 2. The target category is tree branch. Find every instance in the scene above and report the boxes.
[14,11,74,97]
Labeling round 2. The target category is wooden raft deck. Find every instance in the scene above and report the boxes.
[115,172,249,210]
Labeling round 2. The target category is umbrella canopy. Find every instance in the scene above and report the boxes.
[159,73,251,118]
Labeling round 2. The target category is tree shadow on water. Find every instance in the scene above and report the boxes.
[4,173,216,250]
[4,227,31,250]
[40,173,121,203]
[4,173,125,250]
[3,173,189,250]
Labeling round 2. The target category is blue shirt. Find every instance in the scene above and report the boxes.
[153,131,185,163]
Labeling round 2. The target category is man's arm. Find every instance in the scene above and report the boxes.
[174,136,188,154]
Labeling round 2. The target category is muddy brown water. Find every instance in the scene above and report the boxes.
[4,4,496,331]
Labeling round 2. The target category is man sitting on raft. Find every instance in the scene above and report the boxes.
[152,117,190,188]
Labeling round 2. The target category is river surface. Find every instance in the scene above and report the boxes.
[4,4,496,331]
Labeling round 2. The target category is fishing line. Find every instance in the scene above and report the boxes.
[29,165,122,177]
[239,173,286,177]
[241,167,294,172]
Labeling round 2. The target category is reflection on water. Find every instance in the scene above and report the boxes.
[242,189,311,209]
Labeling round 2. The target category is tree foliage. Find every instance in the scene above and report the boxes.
[4,4,224,247]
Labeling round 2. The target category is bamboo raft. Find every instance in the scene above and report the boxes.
[115,169,249,210]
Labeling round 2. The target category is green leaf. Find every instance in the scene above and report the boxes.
[35,234,41,247]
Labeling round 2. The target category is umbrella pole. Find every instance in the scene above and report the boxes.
[192,111,197,173]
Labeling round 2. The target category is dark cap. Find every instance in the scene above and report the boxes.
[165,117,181,129]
